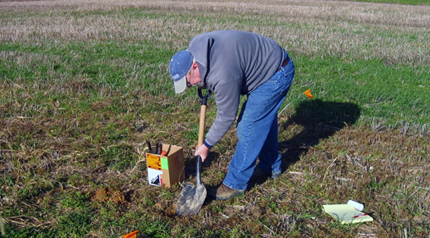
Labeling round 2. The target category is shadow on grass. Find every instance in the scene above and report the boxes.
[247,99,361,189]
[184,152,220,179]
[278,99,361,172]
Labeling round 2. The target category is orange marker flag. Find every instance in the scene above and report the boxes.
[122,230,138,238]
[279,88,314,115]
[303,89,314,99]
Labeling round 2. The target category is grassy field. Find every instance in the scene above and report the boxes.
[1,0,429,237]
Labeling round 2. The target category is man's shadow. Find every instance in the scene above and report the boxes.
[249,99,361,187]
[279,99,361,172]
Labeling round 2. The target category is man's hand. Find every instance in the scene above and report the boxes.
[194,144,210,162]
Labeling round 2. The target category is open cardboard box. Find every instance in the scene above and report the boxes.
[146,144,185,188]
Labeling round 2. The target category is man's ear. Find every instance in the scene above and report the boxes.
[192,62,199,69]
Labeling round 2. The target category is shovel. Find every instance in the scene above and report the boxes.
[176,88,212,216]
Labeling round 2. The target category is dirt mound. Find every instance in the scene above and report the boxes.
[91,187,127,204]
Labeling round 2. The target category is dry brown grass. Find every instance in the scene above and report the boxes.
[1,0,429,65]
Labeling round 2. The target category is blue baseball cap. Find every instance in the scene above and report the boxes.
[169,50,193,94]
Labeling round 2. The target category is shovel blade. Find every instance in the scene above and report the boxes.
[176,184,207,216]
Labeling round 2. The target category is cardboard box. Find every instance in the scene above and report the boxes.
[146,144,185,188]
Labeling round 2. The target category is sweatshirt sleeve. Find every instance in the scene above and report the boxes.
[204,74,242,147]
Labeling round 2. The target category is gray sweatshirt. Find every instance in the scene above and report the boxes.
[186,30,285,147]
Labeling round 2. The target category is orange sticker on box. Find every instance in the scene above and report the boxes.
[147,154,161,170]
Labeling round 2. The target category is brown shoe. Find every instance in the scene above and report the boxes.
[210,184,244,201]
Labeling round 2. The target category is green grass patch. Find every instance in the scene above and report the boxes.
[291,56,430,126]
[2,39,428,127]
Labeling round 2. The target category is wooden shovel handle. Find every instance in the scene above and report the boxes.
[198,104,206,147]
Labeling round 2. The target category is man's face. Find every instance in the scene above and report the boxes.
[186,62,204,88]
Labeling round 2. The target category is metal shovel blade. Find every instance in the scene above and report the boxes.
[176,156,207,216]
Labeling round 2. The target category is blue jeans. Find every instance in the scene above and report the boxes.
[223,54,294,191]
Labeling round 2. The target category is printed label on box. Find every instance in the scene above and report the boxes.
[148,168,163,187]
[147,154,161,170]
